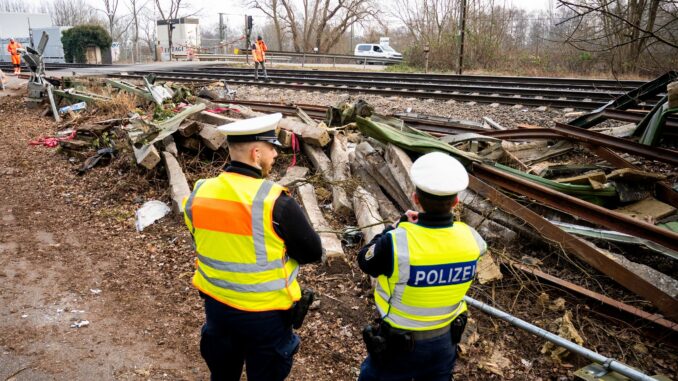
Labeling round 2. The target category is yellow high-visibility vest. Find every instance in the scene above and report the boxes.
[183,172,301,311]
[375,221,486,330]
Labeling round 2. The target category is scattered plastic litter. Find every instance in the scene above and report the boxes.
[135,200,171,232]
[71,320,90,328]
[90,288,102,295]
[58,102,87,115]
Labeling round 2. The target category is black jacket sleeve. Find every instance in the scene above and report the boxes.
[272,192,323,264]
[357,225,396,278]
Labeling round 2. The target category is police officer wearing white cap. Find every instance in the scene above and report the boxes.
[183,113,322,381]
[357,152,487,381]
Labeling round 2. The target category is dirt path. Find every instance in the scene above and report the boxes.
[0,96,203,379]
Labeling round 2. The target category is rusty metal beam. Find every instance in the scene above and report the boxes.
[472,163,678,252]
[467,175,678,319]
[602,109,678,129]
[553,123,678,166]
[584,144,640,170]
[506,261,678,332]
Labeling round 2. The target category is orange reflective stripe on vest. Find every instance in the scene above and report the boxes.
[184,172,301,311]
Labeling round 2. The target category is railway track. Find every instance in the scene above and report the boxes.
[0,62,115,70]
[195,66,647,92]
[109,70,654,110]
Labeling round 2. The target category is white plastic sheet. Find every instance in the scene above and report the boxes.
[135,200,171,232]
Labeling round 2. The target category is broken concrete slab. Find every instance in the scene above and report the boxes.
[278,166,309,188]
[133,143,161,170]
[353,186,384,243]
[329,133,353,216]
[162,151,190,213]
[355,141,413,211]
[297,183,344,262]
[198,124,227,150]
[349,155,401,222]
[384,143,415,201]
[279,118,331,147]
[178,120,202,137]
[192,110,238,126]
[302,142,333,180]
[162,135,178,157]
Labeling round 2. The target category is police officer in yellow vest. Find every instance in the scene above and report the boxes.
[357,152,487,381]
[183,113,322,381]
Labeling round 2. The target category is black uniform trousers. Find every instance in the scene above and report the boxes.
[200,293,300,381]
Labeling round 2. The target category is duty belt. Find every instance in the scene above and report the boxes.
[391,323,451,341]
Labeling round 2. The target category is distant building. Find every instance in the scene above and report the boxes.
[156,18,200,61]
[31,27,71,63]
[0,12,52,62]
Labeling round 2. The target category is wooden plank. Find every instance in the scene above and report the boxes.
[297,183,344,262]
[606,168,667,182]
[614,197,676,221]
[555,171,607,185]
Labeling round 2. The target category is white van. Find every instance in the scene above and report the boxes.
[354,43,403,64]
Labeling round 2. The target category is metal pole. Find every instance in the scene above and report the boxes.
[219,13,225,55]
[458,0,466,75]
[464,297,658,381]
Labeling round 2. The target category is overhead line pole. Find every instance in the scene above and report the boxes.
[458,0,466,75]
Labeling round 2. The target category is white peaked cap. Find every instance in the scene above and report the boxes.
[217,112,282,135]
[410,152,469,196]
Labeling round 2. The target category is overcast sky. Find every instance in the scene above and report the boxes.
[24,0,554,34]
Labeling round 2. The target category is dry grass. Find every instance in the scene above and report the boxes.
[94,91,138,116]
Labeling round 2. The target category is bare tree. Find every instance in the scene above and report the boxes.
[49,0,101,26]
[0,0,31,12]
[98,0,121,41]
[128,0,147,62]
[555,0,678,73]
[249,0,378,52]
[154,0,188,56]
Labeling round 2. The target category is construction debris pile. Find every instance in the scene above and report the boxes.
[26,70,678,379]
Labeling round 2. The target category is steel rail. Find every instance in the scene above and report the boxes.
[506,261,678,332]
[155,68,628,102]
[198,65,647,89]
[467,174,678,319]
[188,67,645,93]
[109,72,607,110]
[471,164,678,253]
[552,123,678,166]
[465,296,662,381]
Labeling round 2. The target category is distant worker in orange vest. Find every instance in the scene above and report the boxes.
[252,36,270,82]
[7,38,22,75]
